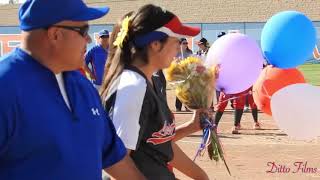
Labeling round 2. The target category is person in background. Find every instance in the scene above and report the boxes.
[244,88,261,129]
[85,29,110,90]
[214,89,246,134]
[0,0,144,179]
[177,38,193,59]
[214,90,244,134]
[196,37,210,60]
[213,32,226,109]
[214,87,261,134]
[175,38,192,112]
[244,95,250,112]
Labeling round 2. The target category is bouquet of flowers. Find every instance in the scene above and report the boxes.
[166,56,231,175]
[166,57,215,108]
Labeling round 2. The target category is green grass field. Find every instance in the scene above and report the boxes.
[298,63,320,86]
[166,63,320,89]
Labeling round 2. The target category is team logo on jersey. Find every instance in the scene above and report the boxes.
[146,121,175,145]
[91,108,100,116]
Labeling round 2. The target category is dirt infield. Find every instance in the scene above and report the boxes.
[166,89,320,180]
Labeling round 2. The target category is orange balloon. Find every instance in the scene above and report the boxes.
[253,65,306,115]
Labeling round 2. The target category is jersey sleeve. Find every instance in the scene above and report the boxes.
[111,72,147,150]
[0,99,10,156]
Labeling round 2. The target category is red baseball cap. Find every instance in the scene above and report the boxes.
[134,16,200,47]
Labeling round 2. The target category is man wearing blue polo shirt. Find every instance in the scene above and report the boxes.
[85,29,110,90]
[0,0,144,179]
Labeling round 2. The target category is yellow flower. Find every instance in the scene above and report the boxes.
[113,16,131,48]
[166,56,217,109]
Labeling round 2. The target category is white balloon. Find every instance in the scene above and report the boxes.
[271,83,320,140]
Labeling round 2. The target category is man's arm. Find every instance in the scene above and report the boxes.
[104,150,145,180]
[0,94,16,157]
[83,49,96,80]
[0,74,18,157]
[82,64,96,80]
[101,107,145,180]
[0,112,9,156]
[84,48,92,66]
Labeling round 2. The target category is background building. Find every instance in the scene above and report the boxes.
[0,0,319,60]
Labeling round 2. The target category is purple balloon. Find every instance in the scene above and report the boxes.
[205,33,264,94]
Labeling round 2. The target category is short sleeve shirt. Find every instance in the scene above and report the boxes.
[0,48,126,180]
[85,45,108,85]
[104,65,176,180]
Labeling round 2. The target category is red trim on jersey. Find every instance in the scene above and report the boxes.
[146,122,175,145]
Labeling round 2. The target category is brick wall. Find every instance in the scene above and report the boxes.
[84,0,320,24]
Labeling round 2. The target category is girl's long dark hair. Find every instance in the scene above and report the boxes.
[100,4,175,103]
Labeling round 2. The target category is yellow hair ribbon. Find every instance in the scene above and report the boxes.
[113,16,131,48]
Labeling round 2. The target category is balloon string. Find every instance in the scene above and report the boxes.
[261,84,272,99]
[213,92,250,107]
[214,66,272,107]
[193,118,214,161]
[193,127,211,161]
[261,66,272,99]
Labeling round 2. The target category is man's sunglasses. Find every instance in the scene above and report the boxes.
[182,42,188,45]
[45,25,89,37]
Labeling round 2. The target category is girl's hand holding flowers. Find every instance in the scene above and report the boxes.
[166,56,231,176]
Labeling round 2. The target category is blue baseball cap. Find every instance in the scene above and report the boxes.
[19,0,110,31]
[217,32,226,38]
[98,29,109,37]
